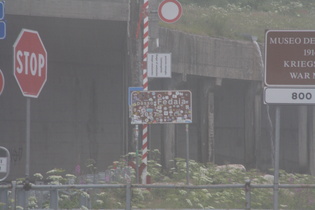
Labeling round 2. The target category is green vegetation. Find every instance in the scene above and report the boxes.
[161,0,315,42]
[14,150,315,209]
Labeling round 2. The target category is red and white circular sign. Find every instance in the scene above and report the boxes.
[13,29,47,98]
[0,69,4,96]
[158,0,182,23]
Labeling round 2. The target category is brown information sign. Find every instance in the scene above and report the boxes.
[265,30,315,86]
[130,90,192,124]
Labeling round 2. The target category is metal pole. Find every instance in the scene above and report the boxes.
[126,182,131,210]
[273,106,280,210]
[0,188,8,209]
[135,125,139,183]
[50,189,58,210]
[141,0,149,185]
[26,97,31,179]
[17,189,26,209]
[11,181,16,210]
[245,180,251,210]
[80,190,91,209]
[186,124,190,185]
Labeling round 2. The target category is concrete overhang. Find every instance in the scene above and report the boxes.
[159,28,264,81]
[6,0,129,21]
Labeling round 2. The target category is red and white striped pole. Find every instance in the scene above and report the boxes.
[141,0,149,184]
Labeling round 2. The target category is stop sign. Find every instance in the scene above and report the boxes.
[13,29,47,98]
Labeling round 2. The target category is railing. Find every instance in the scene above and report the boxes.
[1,181,315,210]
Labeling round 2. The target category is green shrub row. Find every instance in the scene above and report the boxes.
[4,150,315,209]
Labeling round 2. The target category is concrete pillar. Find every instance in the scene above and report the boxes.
[199,80,209,162]
[298,106,308,173]
[149,0,159,51]
[127,0,142,155]
[129,0,141,87]
[162,124,176,169]
[161,75,183,170]
[244,82,256,169]
[254,91,262,169]
[199,78,215,163]
[208,91,215,163]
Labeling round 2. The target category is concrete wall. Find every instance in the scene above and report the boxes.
[158,27,263,81]
[0,15,128,179]
[153,27,306,174]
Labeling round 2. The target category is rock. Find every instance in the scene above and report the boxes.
[215,164,246,172]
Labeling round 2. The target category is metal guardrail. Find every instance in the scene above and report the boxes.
[1,181,315,210]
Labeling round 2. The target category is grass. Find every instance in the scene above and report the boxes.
[160,1,315,42]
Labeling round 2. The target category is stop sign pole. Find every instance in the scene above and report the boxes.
[13,29,47,180]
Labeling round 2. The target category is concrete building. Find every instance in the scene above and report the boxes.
[0,0,314,180]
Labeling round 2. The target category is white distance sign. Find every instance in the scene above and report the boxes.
[264,87,315,104]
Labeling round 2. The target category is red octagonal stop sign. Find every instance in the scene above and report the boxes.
[13,29,47,98]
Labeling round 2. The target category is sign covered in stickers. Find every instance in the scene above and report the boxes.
[130,90,192,124]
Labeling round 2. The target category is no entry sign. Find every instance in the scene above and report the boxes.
[13,29,47,98]
[158,0,182,23]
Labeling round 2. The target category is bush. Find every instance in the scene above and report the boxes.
[15,151,315,209]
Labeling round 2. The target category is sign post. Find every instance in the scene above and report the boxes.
[273,107,280,210]
[185,124,190,184]
[128,87,143,183]
[13,29,47,179]
[131,90,192,183]
[141,0,149,184]
[141,0,181,184]
[265,30,315,104]
[264,30,315,210]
